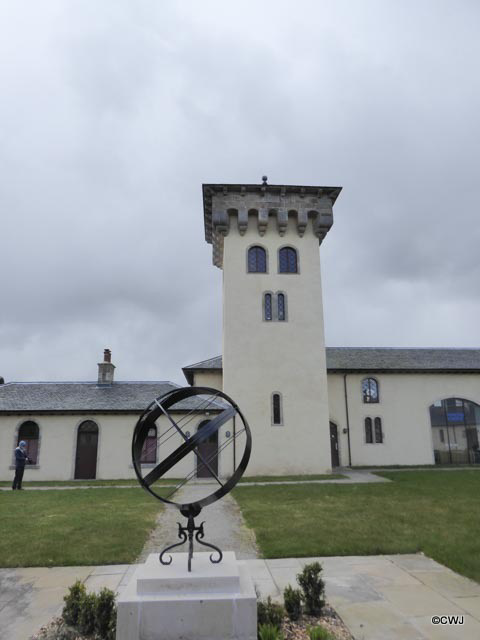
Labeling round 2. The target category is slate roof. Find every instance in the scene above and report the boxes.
[182,348,480,383]
[0,381,224,414]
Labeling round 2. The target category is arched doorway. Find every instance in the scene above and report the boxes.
[329,422,340,467]
[196,420,218,478]
[430,398,480,465]
[74,421,99,479]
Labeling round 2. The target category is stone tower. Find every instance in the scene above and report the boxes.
[202,180,341,474]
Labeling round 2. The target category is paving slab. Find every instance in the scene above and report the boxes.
[413,570,480,598]
[335,600,426,640]
[411,614,480,640]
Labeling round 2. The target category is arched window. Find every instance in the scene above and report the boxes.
[362,378,379,403]
[279,247,298,273]
[430,397,480,465]
[272,393,283,425]
[365,417,373,443]
[141,426,157,463]
[264,293,272,321]
[374,417,383,443]
[18,421,39,464]
[248,246,267,273]
[277,293,286,321]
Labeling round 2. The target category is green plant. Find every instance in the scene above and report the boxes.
[297,562,325,616]
[307,626,334,640]
[258,623,284,640]
[62,580,86,627]
[77,592,97,636]
[95,587,117,639]
[257,596,284,630]
[283,584,302,621]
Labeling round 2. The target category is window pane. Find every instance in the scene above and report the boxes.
[279,247,298,273]
[141,426,157,463]
[277,293,285,321]
[362,378,378,403]
[264,294,272,321]
[273,394,282,424]
[248,246,267,273]
[374,417,383,443]
[365,417,373,443]
[18,421,39,464]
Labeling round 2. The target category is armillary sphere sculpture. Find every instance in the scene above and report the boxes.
[132,387,252,572]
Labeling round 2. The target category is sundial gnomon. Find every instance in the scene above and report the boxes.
[132,387,251,571]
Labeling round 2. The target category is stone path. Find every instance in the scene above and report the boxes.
[2,554,480,640]
[137,483,259,562]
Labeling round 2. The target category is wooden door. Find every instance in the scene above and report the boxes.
[196,420,218,478]
[330,422,340,467]
[74,421,99,479]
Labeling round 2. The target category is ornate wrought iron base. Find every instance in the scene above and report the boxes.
[159,505,223,572]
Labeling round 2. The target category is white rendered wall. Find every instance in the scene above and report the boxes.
[0,410,232,481]
[222,216,331,475]
[193,371,223,390]
[327,372,480,466]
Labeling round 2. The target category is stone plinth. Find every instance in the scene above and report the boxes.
[116,552,257,640]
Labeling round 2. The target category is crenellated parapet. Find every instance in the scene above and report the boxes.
[202,182,342,268]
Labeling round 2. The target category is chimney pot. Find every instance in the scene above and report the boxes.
[104,349,111,363]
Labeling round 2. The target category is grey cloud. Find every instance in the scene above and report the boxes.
[1,0,479,384]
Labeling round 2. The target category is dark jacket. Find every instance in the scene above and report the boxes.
[15,447,28,469]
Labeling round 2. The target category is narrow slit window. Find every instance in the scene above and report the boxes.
[277,293,286,321]
[272,393,282,425]
[374,417,383,443]
[365,417,373,444]
[248,246,267,273]
[264,293,272,321]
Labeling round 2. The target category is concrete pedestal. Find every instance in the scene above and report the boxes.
[116,552,257,640]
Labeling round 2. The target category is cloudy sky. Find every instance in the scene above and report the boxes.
[1,0,479,384]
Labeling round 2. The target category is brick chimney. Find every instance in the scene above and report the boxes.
[97,349,115,385]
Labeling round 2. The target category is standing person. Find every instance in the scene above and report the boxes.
[12,440,29,490]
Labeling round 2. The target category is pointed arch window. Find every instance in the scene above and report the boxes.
[365,417,373,444]
[264,293,273,321]
[279,247,298,273]
[141,426,157,463]
[362,378,379,403]
[248,246,267,273]
[374,418,383,443]
[18,421,39,464]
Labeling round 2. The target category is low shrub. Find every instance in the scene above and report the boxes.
[257,596,285,630]
[297,562,326,616]
[258,623,284,640]
[283,585,302,621]
[77,592,97,636]
[62,581,117,640]
[94,588,117,640]
[307,626,334,640]
[62,581,86,627]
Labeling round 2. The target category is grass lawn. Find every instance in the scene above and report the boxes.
[239,474,345,483]
[233,470,480,583]
[0,488,163,567]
